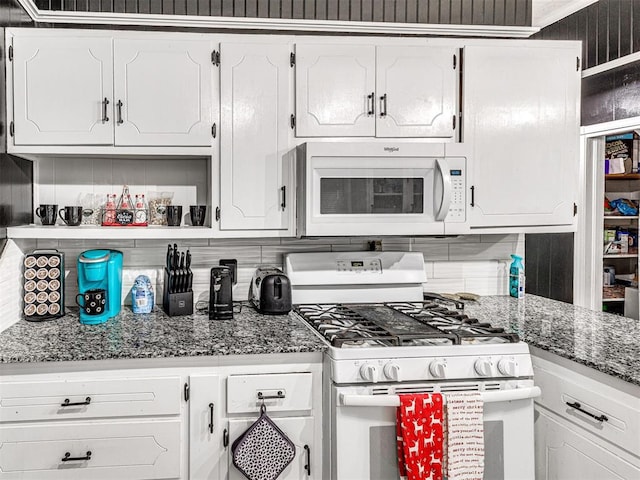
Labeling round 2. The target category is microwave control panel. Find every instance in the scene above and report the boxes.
[446,159,466,223]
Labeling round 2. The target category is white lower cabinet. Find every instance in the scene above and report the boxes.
[532,351,640,480]
[188,374,224,480]
[535,408,640,480]
[0,420,181,480]
[227,416,315,480]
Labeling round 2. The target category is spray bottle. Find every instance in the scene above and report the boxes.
[509,254,525,299]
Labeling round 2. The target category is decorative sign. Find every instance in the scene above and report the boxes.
[116,209,134,225]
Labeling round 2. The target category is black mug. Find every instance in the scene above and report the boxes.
[35,204,58,226]
[76,289,107,315]
[166,206,183,226]
[189,205,206,226]
[59,206,83,226]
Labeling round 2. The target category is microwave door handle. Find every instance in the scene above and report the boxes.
[434,158,452,221]
[339,386,541,407]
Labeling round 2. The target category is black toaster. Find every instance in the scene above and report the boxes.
[248,267,292,315]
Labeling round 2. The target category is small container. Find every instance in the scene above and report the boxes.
[132,275,154,314]
[509,254,525,299]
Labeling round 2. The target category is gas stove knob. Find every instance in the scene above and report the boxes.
[383,362,401,381]
[429,360,447,378]
[497,358,518,377]
[359,364,379,383]
[474,358,493,377]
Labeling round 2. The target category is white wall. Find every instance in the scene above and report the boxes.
[13,234,523,309]
[0,240,25,331]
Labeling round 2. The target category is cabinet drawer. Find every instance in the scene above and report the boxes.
[0,419,181,479]
[534,364,640,456]
[227,373,313,414]
[0,376,181,422]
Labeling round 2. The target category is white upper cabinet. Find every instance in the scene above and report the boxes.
[294,43,458,138]
[113,38,213,146]
[376,46,458,138]
[461,43,580,229]
[218,42,293,231]
[10,31,213,147]
[12,35,114,146]
[295,44,376,137]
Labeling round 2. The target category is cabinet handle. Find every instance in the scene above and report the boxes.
[208,403,214,433]
[304,445,311,475]
[257,390,285,400]
[61,397,91,407]
[215,207,220,222]
[102,98,109,123]
[223,428,229,447]
[61,451,92,462]
[566,401,609,422]
[116,100,123,125]
[470,185,475,207]
[379,94,387,117]
[280,186,286,210]
[367,92,375,116]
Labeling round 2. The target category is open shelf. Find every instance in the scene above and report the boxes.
[604,215,639,220]
[6,225,214,240]
[603,253,637,259]
[605,173,640,180]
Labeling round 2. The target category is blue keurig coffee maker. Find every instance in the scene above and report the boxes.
[77,249,123,324]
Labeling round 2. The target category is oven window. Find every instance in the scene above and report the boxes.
[367,421,504,480]
[320,178,424,214]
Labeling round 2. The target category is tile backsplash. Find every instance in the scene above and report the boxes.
[13,234,523,310]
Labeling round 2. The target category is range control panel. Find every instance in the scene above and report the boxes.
[445,157,466,223]
[336,259,382,273]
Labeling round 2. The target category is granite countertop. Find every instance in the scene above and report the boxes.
[464,294,640,387]
[0,303,326,364]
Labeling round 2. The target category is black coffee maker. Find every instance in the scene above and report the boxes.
[209,266,233,320]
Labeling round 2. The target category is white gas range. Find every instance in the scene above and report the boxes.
[285,251,539,480]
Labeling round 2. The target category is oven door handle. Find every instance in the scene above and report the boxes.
[339,386,541,407]
[434,158,452,221]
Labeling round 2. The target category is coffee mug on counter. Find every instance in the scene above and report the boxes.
[59,206,83,226]
[76,289,107,316]
[166,205,183,226]
[189,205,206,226]
[35,204,58,225]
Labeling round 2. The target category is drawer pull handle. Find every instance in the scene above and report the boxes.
[257,390,285,400]
[208,403,214,434]
[61,397,91,407]
[62,451,92,462]
[566,401,609,422]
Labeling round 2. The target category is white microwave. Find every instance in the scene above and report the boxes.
[296,142,467,237]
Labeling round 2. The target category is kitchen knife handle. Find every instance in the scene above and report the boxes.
[116,100,123,125]
[102,98,109,123]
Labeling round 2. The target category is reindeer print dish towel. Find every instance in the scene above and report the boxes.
[396,393,444,480]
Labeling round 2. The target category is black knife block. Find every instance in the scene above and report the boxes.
[162,268,193,316]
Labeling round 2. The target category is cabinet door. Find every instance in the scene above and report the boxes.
[535,408,640,480]
[227,416,315,479]
[376,46,458,138]
[219,43,292,230]
[113,38,212,146]
[11,35,113,145]
[189,374,224,480]
[295,44,375,137]
[464,44,580,228]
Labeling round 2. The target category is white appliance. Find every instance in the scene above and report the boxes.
[296,142,466,237]
[285,251,540,480]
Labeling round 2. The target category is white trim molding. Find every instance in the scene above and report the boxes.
[581,116,640,138]
[582,52,640,78]
[15,0,540,37]
[532,0,598,28]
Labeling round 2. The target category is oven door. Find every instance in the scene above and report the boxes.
[301,155,455,237]
[330,383,540,480]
